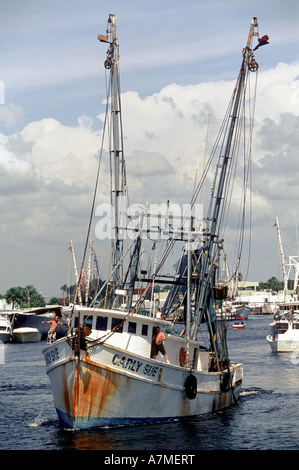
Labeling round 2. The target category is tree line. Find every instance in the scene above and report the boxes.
[1,278,105,309]
[2,285,47,309]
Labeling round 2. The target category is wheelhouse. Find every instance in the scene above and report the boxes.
[66,306,211,371]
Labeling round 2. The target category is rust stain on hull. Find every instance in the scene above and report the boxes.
[62,363,71,417]
[73,357,119,423]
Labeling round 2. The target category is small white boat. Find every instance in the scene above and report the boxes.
[232,318,246,329]
[0,313,13,343]
[12,327,42,343]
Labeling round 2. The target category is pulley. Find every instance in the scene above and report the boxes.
[248,58,259,72]
[104,59,112,69]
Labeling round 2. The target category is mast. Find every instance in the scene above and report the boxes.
[98,15,126,301]
[274,217,288,298]
[69,240,82,306]
[191,18,259,342]
[186,236,192,366]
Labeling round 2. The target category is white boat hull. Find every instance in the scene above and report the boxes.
[267,318,299,353]
[13,327,42,343]
[43,336,243,429]
[0,315,14,343]
[266,333,299,353]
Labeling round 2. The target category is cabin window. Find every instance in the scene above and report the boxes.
[96,316,108,331]
[83,315,93,329]
[111,317,123,333]
[141,324,148,336]
[128,322,137,334]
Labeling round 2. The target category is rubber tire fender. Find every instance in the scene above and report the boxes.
[184,373,197,400]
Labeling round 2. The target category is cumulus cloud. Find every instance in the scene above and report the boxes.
[0,143,36,194]
[19,117,101,185]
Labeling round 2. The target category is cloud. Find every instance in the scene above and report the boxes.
[19,117,101,185]
[0,103,26,128]
[128,151,175,178]
[0,143,36,195]
[0,117,102,289]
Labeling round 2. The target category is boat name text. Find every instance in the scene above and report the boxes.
[87,346,161,377]
[45,347,59,366]
[112,354,160,377]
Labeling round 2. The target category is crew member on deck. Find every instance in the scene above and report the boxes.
[151,327,170,363]
[42,316,64,344]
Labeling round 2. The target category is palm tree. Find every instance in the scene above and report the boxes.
[5,286,24,309]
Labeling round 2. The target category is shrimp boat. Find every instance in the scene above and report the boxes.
[43,15,267,429]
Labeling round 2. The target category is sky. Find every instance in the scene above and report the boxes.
[1,0,299,301]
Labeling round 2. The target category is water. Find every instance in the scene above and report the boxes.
[1,315,299,451]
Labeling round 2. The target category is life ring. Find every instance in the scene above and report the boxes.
[179,347,187,367]
[184,374,197,400]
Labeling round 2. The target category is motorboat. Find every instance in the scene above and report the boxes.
[232,318,246,329]
[0,313,14,343]
[12,327,42,343]
[266,311,299,352]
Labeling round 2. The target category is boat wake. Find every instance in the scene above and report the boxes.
[0,383,50,393]
[26,404,54,428]
[240,387,273,398]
